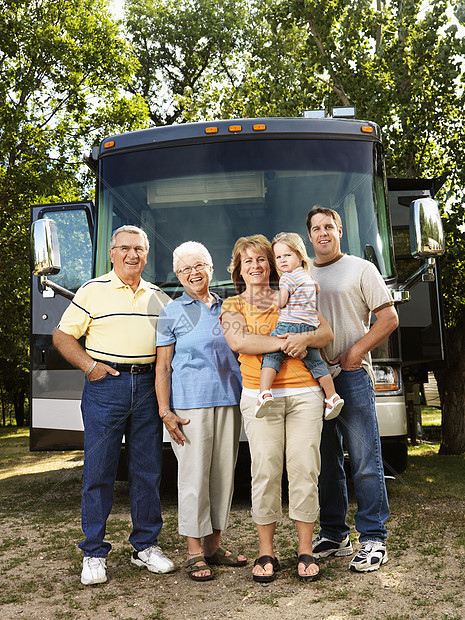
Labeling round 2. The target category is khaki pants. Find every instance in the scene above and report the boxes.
[241,391,323,525]
[171,405,241,538]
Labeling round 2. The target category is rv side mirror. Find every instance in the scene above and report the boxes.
[31,218,61,276]
[409,197,445,258]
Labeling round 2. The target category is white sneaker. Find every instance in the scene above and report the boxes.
[81,557,107,585]
[131,545,175,574]
[349,541,388,572]
[312,534,353,558]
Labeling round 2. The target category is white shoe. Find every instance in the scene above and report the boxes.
[255,390,274,418]
[131,545,175,574]
[81,557,107,585]
[312,534,353,559]
[349,541,388,572]
[324,393,344,420]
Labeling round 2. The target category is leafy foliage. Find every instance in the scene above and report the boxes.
[124,0,248,124]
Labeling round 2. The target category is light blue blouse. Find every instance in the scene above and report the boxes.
[156,292,242,409]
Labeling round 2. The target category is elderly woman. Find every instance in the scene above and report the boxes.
[155,241,246,582]
[220,235,333,583]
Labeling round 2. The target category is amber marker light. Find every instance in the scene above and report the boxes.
[374,380,398,391]
[104,141,115,149]
[373,366,400,392]
[361,126,374,133]
[228,125,242,132]
[253,124,266,131]
[205,127,218,134]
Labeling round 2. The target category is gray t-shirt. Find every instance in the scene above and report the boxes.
[310,254,393,384]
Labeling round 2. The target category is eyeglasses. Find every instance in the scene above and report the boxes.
[177,262,210,275]
[111,245,148,255]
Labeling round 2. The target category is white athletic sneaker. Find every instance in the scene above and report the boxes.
[81,557,107,585]
[312,534,353,558]
[131,545,175,574]
[349,541,388,572]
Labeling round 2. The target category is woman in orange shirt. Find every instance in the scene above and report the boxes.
[221,235,333,583]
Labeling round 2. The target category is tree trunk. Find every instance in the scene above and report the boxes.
[435,315,465,454]
[1,387,5,426]
[13,389,25,428]
[306,17,351,106]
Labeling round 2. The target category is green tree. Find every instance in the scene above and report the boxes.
[124,0,247,125]
[0,0,149,424]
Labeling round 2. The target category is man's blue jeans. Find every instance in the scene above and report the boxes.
[79,369,163,557]
[318,368,389,543]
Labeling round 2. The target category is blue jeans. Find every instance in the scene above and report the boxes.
[79,369,163,557]
[318,369,389,543]
[261,321,329,379]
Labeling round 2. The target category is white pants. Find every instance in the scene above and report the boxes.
[241,391,323,525]
[171,405,241,538]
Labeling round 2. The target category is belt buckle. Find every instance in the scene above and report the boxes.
[130,364,144,374]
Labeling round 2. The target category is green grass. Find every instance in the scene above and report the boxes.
[403,443,465,501]
[258,593,286,607]
[421,406,441,426]
[0,427,30,464]
[0,426,29,438]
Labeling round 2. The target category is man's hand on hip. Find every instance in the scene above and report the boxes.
[331,348,363,371]
[88,362,120,381]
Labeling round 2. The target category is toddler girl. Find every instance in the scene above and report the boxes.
[256,232,344,420]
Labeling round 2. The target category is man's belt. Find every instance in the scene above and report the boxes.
[94,360,155,374]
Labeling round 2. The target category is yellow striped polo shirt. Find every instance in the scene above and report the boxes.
[57,270,171,363]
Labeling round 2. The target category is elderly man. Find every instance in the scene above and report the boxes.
[307,206,399,573]
[53,225,174,585]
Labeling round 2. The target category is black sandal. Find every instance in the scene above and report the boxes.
[252,555,280,583]
[297,553,320,581]
[184,555,214,582]
[204,546,247,566]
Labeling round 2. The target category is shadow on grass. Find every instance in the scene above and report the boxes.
[1,432,463,522]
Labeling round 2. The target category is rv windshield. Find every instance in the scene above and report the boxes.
[96,138,395,293]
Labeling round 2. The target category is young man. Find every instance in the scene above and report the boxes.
[307,206,398,572]
[53,225,174,585]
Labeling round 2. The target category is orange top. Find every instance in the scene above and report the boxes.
[220,295,319,390]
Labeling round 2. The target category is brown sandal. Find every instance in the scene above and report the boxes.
[184,555,214,582]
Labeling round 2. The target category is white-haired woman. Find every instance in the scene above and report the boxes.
[155,241,246,582]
